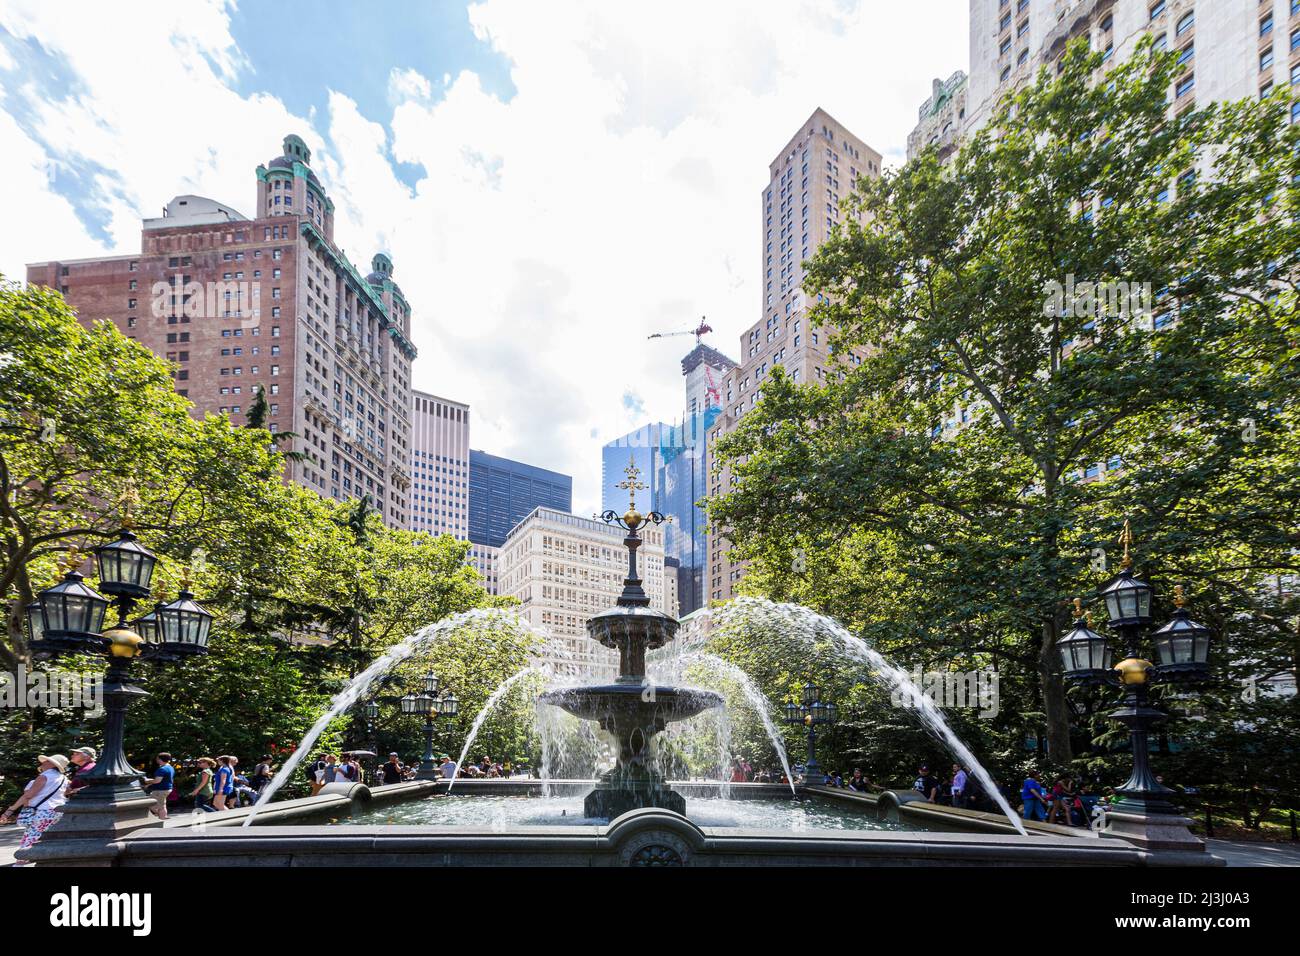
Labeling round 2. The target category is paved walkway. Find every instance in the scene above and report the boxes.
[0,826,24,866]
[1207,838,1300,867]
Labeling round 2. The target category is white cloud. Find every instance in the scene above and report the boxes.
[0,0,968,515]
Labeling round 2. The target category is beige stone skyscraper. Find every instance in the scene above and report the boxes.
[499,508,667,680]
[705,108,881,603]
[907,72,968,163]
[409,389,470,539]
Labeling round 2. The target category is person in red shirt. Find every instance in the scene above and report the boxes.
[67,747,97,793]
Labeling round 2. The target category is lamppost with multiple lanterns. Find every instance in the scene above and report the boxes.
[1056,521,1215,852]
[784,683,838,786]
[396,670,459,779]
[17,508,214,864]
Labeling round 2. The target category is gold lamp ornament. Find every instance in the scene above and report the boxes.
[1113,655,1151,685]
[104,623,144,658]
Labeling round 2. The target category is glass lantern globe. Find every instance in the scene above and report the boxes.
[441,692,459,717]
[1057,617,1112,680]
[802,684,820,707]
[155,586,213,656]
[422,671,440,695]
[1151,606,1211,678]
[24,601,45,645]
[826,702,839,724]
[132,607,160,645]
[1099,569,1154,628]
[364,700,380,720]
[95,529,157,600]
[38,570,108,650]
[785,700,800,724]
[399,693,419,715]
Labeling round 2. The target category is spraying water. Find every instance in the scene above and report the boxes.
[716,598,1027,836]
[447,665,541,792]
[648,650,796,793]
[243,608,539,827]
[679,652,798,795]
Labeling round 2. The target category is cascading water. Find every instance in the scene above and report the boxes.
[661,651,798,795]
[716,597,1027,836]
[243,608,548,827]
[447,665,541,792]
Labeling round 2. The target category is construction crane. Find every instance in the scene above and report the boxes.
[647,316,712,347]
[648,316,722,409]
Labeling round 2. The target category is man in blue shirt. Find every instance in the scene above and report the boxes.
[1021,774,1047,822]
[142,752,175,820]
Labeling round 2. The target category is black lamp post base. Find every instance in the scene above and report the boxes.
[1101,808,1219,859]
[803,762,828,786]
[15,782,159,866]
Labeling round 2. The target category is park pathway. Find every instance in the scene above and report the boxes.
[1206,838,1300,867]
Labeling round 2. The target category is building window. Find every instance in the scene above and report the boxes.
[1175,11,1193,36]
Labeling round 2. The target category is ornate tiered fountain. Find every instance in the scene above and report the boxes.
[540,458,723,819]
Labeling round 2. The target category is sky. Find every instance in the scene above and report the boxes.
[0,0,969,516]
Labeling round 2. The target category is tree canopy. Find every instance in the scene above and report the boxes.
[707,39,1300,788]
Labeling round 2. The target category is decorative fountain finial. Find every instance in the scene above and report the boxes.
[539,453,723,820]
[617,454,647,528]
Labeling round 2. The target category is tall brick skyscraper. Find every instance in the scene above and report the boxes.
[27,134,418,527]
[706,108,880,603]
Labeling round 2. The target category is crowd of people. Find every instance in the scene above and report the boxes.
[899,762,1120,827]
[0,747,284,862]
[2,741,1165,864]
[813,760,1132,829]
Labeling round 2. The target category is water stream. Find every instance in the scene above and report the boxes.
[446,665,540,792]
[716,597,1027,836]
[244,608,539,827]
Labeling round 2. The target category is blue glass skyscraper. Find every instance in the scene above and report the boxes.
[468,449,573,549]
[602,411,717,614]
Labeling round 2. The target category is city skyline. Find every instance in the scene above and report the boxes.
[0,0,970,517]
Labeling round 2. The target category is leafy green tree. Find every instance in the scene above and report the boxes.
[0,278,313,669]
[708,38,1300,768]
[0,279,526,799]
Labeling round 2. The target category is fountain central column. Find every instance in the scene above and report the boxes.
[538,458,723,820]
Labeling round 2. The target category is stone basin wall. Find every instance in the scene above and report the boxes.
[30,780,1223,867]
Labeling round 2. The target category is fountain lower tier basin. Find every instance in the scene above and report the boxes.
[539,683,724,725]
[337,793,921,830]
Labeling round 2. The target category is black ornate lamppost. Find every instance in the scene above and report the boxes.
[18,505,213,865]
[363,699,380,754]
[784,684,838,786]
[399,670,458,780]
[1056,520,1215,853]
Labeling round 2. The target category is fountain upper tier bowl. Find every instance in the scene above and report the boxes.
[540,683,723,725]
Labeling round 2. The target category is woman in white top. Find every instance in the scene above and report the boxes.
[0,754,70,857]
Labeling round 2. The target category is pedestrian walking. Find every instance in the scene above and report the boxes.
[0,754,69,861]
[141,753,175,820]
[190,757,216,811]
